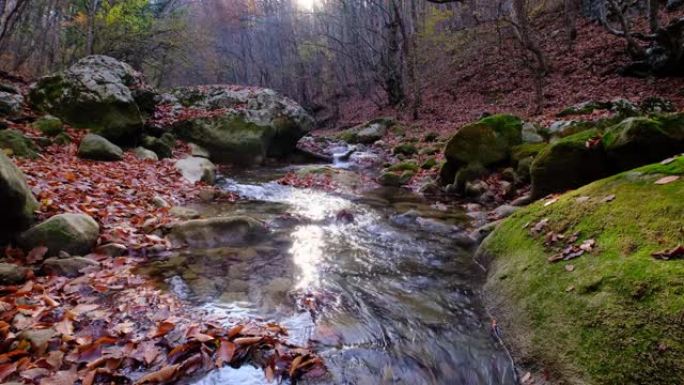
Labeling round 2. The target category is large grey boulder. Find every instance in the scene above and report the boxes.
[0,152,38,239]
[339,117,394,144]
[175,156,216,184]
[168,216,266,248]
[18,213,100,256]
[78,134,123,161]
[28,55,145,144]
[167,86,314,165]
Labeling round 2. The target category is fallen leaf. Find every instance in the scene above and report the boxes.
[565,264,575,272]
[134,364,179,384]
[39,367,77,385]
[544,197,558,207]
[654,175,680,185]
[601,194,616,203]
[151,321,175,338]
[652,245,684,260]
[0,362,17,382]
[215,340,236,367]
[26,246,48,264]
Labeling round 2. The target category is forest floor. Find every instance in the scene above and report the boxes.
[332,11,684,135]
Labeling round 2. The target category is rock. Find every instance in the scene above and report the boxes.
[423,132,440,142]
[133,146,158,161]
[521,122,545,143]
[169,206,200,219]
[33,115,63,136]
[171,86,314,164]
[378,170,414,187]
[392,143,418,156]
[530,129,610,198]
[175,156,216,184]
[610,98,639,116]
[603,114,684,171]
[640,97,675,113]
[142,135,172,159]
[516,156,534,182]
[442,114,522,184]
[465,180,488,197]
[454,162,487,191]
[418,181,441,195]
[0,263,28,284]
[168,216,266,248]
[78,134,123,161]
[94,243,127,257]
[28,55,145,144]
[469,220,502,244]
[0,151,38,238]
[339,117,393,144]
[18,213,100,256]
[510,194,533,206]
[151,195,170,208]
[42,256,99,277]
[547,120,575,136]
[189,143,210,158]
[557,101,607,117]
[421,158,438,170]
[0,91,23,117]
[491,205,518,219]
[0,129,38,158]
[198,188,216,202]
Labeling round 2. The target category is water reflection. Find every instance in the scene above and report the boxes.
[290,225,325,290]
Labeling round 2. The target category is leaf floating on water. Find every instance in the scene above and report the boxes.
[652,245,684,260]
[654,175,679,185]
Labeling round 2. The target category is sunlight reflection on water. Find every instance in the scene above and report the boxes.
[290,225,325,290]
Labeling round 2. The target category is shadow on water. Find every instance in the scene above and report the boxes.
[138,165,516,385]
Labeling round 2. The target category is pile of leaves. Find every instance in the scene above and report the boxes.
[528,217,598,264]
[11,127,200,250]
[0,255,326,385]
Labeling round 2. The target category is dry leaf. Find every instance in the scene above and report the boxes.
[654,175,680,185]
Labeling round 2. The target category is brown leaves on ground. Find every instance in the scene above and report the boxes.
[0,257,326,384]
[652,245,684,260]
[529,218,598,264]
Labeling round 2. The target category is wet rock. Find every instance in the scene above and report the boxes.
[168,216,266,248]
[491,205,518,219]
[94,243,127,257]
[78,134,123,161]
[469,220,502,244]
[42,256,99,277]
[133,146,158,161]
[0,263,28,284]
[171,86,314,165]
[378,170,414,187]
[18,213,100,256]
[175,156,216,184]
[28,55,144,144]
[0,151,38,241]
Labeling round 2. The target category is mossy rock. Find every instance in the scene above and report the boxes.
[378,170,414,187]
[18,213,99,256]
[387,160,419,172]
[530,129,610,198]
[516,156,534,182]
[603,114,684,171]
[0,152,38,240]
[338,117,394,144]
[444,114,522,167]
[54,133,72,145]
[423,132,440,142]
[142,135,173,159]
[0,129,38,158]
[421,157,438,170]
[511,143,547,163]
[392,143,418,156]
[480,156,684,385]
[33,115,63,137]
[454,162,487,191]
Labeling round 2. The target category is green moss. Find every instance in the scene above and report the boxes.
[0,129,38,158]
[423,132,440,142]
[421,157,438,170]
[33,115,63,136]
[387,161,419,172]
[393,143,418,156]
[444,114,522,167]
[481,156,684,385]
[512,143,547,162]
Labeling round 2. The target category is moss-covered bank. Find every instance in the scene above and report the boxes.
[479,156,684,385]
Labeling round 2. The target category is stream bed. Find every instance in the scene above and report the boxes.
[140,163,516,385]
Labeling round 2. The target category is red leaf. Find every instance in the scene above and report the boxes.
[215,340,236,367]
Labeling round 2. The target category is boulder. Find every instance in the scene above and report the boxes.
[521,122,545,143]
[0,152,38,238]
[141,135,173,159]
[189,143,210,158]
[442,115,522,184]
[175,157,216,184]
[0,129,38,158]
[377,170,414,187]
[530,129,610,198]
[78,134,123,161]
[0,263,28,284]
[169,86,314,165]
[0,91,23,117]
[42,257,99,277]
[603,114,684,171]
[168,216,266,248]
[133,146,158,161]
[339,117,394,144]
[33,115,63,136]
[18,213,100,256]
[28,55,145,144]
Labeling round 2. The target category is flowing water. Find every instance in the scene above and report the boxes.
[140,161,516,385]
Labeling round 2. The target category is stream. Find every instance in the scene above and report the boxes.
[140,157,517,385]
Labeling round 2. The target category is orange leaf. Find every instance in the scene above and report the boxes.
[151,321,175,338]
[134,364,179,384]
[215,340,236,367]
